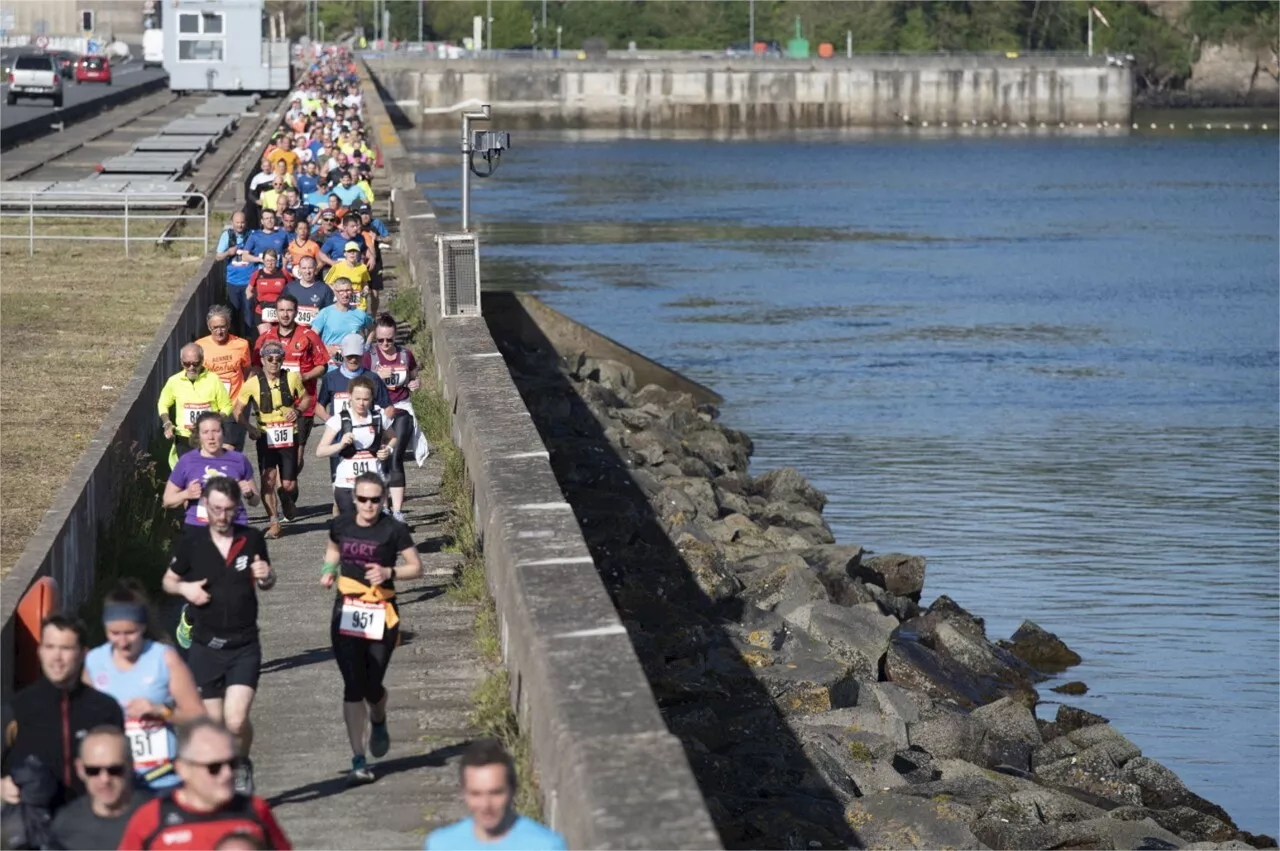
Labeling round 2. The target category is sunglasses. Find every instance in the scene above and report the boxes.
[181,757,241,776]
[182,361,202,368]
[375,336,395,343]
[263,355,284,362]
[354,494,383,504]
[83,764,127,778]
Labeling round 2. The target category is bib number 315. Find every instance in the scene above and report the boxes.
[339,599,386,641]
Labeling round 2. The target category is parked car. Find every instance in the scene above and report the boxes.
[75,55,112,85]
[6,53,63,107]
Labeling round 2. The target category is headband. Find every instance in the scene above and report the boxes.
[103,602,147,625]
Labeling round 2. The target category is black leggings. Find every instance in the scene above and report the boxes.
[331,599,398,703]
[384,409,414,488]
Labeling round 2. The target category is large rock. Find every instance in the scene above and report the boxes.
[794,601,897,680]
[753,467,828,513]
[926,619,1040,705]
[926,595,987,637]
[739,559,831,623]
[844,791,985,850]
[974,814,1187,851]
[703,513,760,545]
[759,500,830,533]
[574,354,636,392]
[1110,805,1237,844]
[906,703,979,762]
[1122,757,1238,828]
[864,682,932,728]
[674,532,742,603]
[683,428,748,475]
[884,633,1006,708]
[998,620,1083,671]
[663,476,720,520]
[795,704,911,751]
[1066,723,1142,766]
[853,553,927,601]
[971,696,1043,771]
[632,383,695,411]
[1037,743,1145,807]
[756,655,860,715]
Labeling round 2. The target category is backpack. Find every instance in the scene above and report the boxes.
[255,369,294,414]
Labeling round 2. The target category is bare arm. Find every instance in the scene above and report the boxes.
[315,426,349,458]
[393,546,422,581]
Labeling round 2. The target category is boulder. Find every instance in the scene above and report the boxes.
[674,533,742,603]
[754,467,828,513]
[652,484,698,526]
[998,620,1083,671]
[1122,757,1238,827]
[853,553,927,601]
[1052,704,1111,736]
[683,429,747,475]
[713,485,752,517]
[663,476,720,520]
[844,791,985,850]
[974,814,1186,851]
[760,525,814,551]
[906,703,979,762]
[891,747,942,785]
[574,355,636,393]
[884,633,1006,708]
[740,801,848,850]
[797,601,897,681]
[926,595,987,637]
[971,697,1043,771]
[927,620,1040,705]
[864,682,933,728]
[795,704,910,751]
[760,500,829,532]
[632,383,695,411]
[739,559,831,623]
[703,513,760,546]
[1053,680,1089,695]
[755,655,860,715]
[674,454,713,478]
[1033,735,1080,769]
[1066,723,1142,766]
[1110,805,1237,844]
[1037,743,1145,807]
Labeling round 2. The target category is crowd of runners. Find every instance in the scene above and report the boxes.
[0,48,564,851]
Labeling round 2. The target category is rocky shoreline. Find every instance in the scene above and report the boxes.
[495,337,1274,851]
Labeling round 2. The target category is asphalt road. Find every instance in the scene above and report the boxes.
[1,44,163,132]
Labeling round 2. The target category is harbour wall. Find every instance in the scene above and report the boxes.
[367,55,1133,129]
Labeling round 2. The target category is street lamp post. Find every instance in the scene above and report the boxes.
[556,25,562,57]
[486,0,493,53]
[749,0,755,51]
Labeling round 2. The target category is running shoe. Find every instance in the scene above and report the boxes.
[369,719,390,758]
[347,755,375,785]
[279,487,297,522]
[175,605,193,650]
[234,758,255,796]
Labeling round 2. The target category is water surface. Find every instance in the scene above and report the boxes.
[410,127,1280,835]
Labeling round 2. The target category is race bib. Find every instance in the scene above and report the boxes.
[196,503,208,523]
[261,306,278,323]
[283,358,302,374]
[333,392,351,415]
[220,378,232,395]
[182,402,210,428]
[338,598,386,641]
[296,306,318,325]
[125,718,172,771]
[337,451,377,487]
[265,423,295,448]
[386,369,406,388]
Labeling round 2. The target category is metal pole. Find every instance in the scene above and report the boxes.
[418,0,423,45]
[847,29,852,58]
[748,0,754,50]
[460,105,490,232]
[541,0,546,31]
[486,0,492,53]
[28,193,33,256]
[1087,9,1093,57]
[556,25,561,56]
[124,193,130,258]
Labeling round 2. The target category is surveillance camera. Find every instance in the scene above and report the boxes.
[472,130,510,154]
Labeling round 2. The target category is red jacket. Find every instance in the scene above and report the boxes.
[117,793,291,850]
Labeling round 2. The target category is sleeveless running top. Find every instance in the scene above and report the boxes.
[84,640,181,789]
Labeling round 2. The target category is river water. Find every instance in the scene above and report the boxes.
[407,125,1279,835]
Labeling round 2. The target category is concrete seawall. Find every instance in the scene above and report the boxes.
[368,55,1132,129]
[360,68,722,849]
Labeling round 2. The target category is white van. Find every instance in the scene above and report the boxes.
[142,29,163,69]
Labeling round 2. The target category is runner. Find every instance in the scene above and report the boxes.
[310,279,374,367]
[323,242,373,313]
[158,343,233,467]
[197,306,253,452]
[161,478,276,796]
[235,341,310,538]
[314,376,395,516]
[246,248,291,337]
[216,212,254,334]
[282,255,333,327]
[162,412,259,531]
[425,739,566,850]
[244,210,288,267]
[364,314,422,521]
[253,293,328,482]
[83,581,205,792]
[284,219,321,273]
[47,726,152,850]
[117,719,291,850]
[316,334,391,422]
[320,472,421,784]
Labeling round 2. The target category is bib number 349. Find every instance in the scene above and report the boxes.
[339,599,386,641]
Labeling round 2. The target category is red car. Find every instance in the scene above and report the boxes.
[75,55,112,84]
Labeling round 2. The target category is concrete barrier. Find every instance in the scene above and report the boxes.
[0,102,279,702]
[1,73,169,150]
[361,64,722,850]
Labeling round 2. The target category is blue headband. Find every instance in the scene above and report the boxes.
[102,603,147,625]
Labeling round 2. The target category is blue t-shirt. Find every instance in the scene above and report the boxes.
[425,817,566,851]
[332,184,365,207]
[218,229,253,286]
[295,173,319,197]
[309,304,373,349]
[321,232,359,261]
[283,280,335,322]
[316,366,390,412]
[305,190,331,210]
[246,227,289,260]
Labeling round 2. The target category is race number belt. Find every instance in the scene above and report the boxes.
[264,423,295,448]
[182,402,211,429]
[336,576,399,638]
[337,450,376,487]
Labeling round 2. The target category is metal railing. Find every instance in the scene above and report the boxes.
[0,191,210,257]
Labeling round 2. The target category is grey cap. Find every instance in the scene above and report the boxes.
[340,334,365,358]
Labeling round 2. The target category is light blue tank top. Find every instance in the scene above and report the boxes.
[84,640,181,789]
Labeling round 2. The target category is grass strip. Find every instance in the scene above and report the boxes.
[386,286,541,819]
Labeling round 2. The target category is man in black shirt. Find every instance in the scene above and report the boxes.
[162,477,276,797]
[47,726,150,850]
[1,615,124,813]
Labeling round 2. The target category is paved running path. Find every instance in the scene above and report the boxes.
[247,244,482,849]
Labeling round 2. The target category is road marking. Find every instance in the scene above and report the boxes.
[516,556,594,567]
[553,624,627,639]
[514,502,571,510]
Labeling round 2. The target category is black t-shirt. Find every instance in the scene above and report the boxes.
[48,789,151,850]
[170,525,270,646]
[330,514,413,590]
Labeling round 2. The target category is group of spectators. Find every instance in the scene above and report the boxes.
[1,47,564,851]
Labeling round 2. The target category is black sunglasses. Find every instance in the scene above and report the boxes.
[83,764,127,777]
[180,757,241,776]
[354,494,383,504]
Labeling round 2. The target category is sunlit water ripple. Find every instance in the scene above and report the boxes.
[409,128,1279,835]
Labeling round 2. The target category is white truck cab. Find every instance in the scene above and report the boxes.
[143,29,164,69]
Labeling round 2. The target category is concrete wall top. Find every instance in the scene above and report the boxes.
[369,53,1118,73]
[360,61,722,850]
